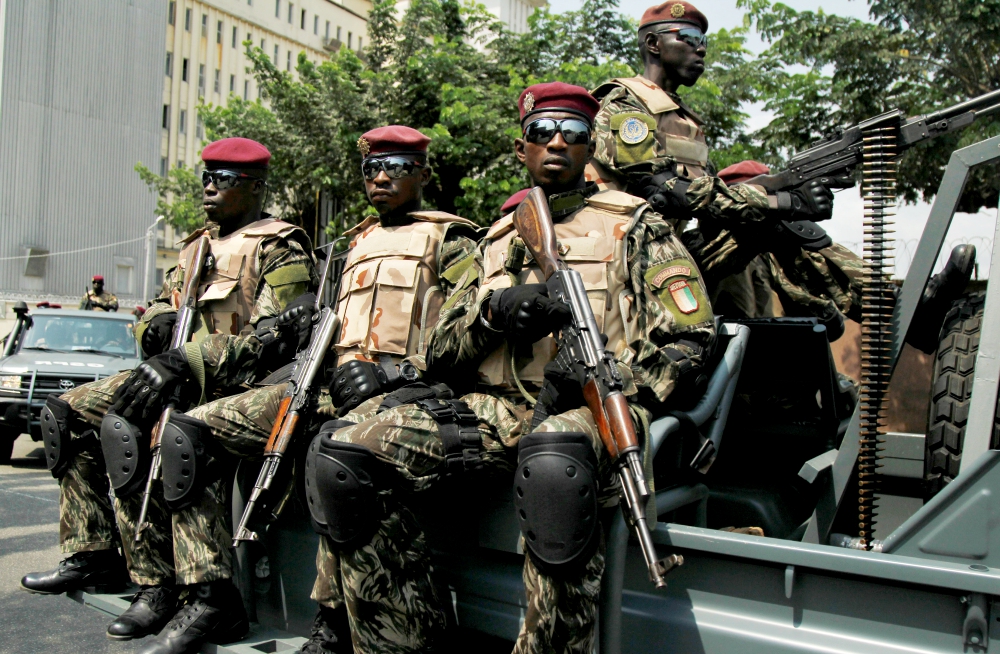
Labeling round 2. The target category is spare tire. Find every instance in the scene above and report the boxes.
[923,292,985,500]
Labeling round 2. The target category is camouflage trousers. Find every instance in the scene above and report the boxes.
[57,370,132,553]
[312,392,621,654]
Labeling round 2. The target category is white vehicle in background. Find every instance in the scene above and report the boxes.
[0,303,141,462]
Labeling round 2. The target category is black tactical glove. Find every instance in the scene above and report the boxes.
[110,348,191,423]
[141,312,177,357]
[256,293,318,370]
[775,180,834,221]
[329,360,401,416]
[488,284,571,344]
[632,172,691,216]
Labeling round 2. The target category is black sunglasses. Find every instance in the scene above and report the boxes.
[656,26,708,49]
[201,169,259,190]
[523,118,592,146]
[362,156,425,181]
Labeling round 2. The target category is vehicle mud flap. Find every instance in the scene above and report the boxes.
[514,431,600,577]
[40,395,75,479]
[160,413,212,512]
[303,420,356,534]
[101,412,151,497]
[313,432,382,549]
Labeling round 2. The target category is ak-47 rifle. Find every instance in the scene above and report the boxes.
[83,287,94,311]
[135,234,212,541]
[512,187,682,588]
[232,246,347,545]
[750,88,1000,193]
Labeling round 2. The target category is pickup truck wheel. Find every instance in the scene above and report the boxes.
[0,429,18,464]
[923,292,985,500]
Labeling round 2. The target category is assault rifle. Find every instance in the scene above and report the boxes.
[512,188,682,588]
[232,246,347,544]
[135,234,212,541]
[749,88,1000,193]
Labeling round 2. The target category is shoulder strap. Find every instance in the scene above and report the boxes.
[609,77,679,115]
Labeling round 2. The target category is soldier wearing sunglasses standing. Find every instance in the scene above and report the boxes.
[21,137,319,643]
[303,82,715,654]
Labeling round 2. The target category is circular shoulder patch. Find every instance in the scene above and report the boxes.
[619,116,649,145]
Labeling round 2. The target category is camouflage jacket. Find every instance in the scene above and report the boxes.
[80,290,119,312]
[138,217,318,393]
[427,187,716,409]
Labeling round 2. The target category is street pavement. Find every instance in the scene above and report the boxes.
[0,436,147,654]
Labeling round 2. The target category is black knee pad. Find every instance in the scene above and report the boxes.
[514,432,600,576]
[304,420,356,535]
[160,413,213,511]
[101,412,151,497]
[40,395,75,479]
[311,424,382,550]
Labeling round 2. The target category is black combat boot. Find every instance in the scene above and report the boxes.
[106,584,180,640]
[136,580,249,654]
[20,549,127,595]
[905,244,977,354]
[297,604,352,653]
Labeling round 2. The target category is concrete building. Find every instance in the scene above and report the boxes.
[486,0,547,33]
[0,0,164,318]
[155,0,371,287]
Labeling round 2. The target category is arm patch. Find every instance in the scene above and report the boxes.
[610,113,656,166]
[644,258,713,328]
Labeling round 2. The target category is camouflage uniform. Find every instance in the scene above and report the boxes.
[588,75,863,322]
[152,213,478,599]
[80,289,119,312]
[56,217,316,571]
[314,186,716,653]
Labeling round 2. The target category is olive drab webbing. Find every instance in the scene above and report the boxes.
[335,211,478,367]
[475,190,645,392]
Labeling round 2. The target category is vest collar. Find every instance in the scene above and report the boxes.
[548,183,599,220]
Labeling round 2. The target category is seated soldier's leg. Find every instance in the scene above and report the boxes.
[20,372,131,594]
[513,407,619,654]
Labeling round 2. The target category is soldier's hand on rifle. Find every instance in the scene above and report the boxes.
[329,360,399,416]
[110,348,191,423]
[488,283,572,343]
[256,293,317,367]
[776,180,834,221]
[141,312,177,357]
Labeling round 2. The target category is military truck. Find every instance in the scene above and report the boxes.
[0,305,141,463]
[70,134,1000,653]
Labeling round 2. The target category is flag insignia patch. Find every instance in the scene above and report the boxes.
[668,280,699,314]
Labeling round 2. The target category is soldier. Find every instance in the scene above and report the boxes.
[20,137,318,642]
[123,126,478,654]
[81,275,119,312]
[304,82,715,654]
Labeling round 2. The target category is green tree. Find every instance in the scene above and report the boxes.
[134,163,205,232]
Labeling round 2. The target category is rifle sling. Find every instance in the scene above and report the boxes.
[415,397,481,475]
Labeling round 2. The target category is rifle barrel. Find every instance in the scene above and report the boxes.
[924,88,1000,124]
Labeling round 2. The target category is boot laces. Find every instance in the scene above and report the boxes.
[133,585,172,607]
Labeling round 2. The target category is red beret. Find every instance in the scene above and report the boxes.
[92,275,104,282]
[500,188,531,215]
[718,160,770,185]
[358,125,430,159]
[639,1,708,33]
[201,137,271,169]
[519,82,601,125]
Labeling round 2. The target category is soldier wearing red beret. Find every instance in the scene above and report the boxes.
[22,135,321,653]
[80,274,119,311]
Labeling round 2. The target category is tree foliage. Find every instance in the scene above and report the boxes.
[134,162,205,232]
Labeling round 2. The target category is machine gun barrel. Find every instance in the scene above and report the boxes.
[232,307,340,545]
[513,187,682,588]
[136,235,211,541]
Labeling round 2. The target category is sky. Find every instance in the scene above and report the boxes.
[546,0,999,278]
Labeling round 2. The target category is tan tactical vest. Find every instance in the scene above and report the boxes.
[588,76,710,188]
[176,218,303,340]
[475,190,646,393]
[334,211,478,367]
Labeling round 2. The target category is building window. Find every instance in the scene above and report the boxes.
[115,260,135,295]
[275,0,280,18]
[179,110,187,134]
[273,44,278,64]
[198,64,205,95]
[168,1,176,25]
[358,37,362,50]
[261,38,265,51]
[314,15,319,34]
[216,20,223,44]
[301,9,306,29]
[201,14,208,38]
[232,26,238,48]
[325,21,330,39]
[196,117,204,139]
[213,69,220,93]
[244,80,249,101]
[229,74,235,93]
[162,105,170,129]
[288,3,293,23]
[184,8,191,31]
[178,160,184,169]
[182,58,189,82]
[336,26,341,41]
[165,52,173,77]
[155,268,164,289]
[347,32,352,49]
[286,51,291,71]
[159,157,168,177]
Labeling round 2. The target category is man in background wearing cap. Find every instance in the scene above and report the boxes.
[140,125,478,654]
[305,82,715,654]
[80,275,119,312]
[22,137,319,646]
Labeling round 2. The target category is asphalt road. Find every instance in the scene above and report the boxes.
[0,436,147,654]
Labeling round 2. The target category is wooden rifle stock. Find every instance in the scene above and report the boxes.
[513,187,561,280]
[264,396,297,455]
